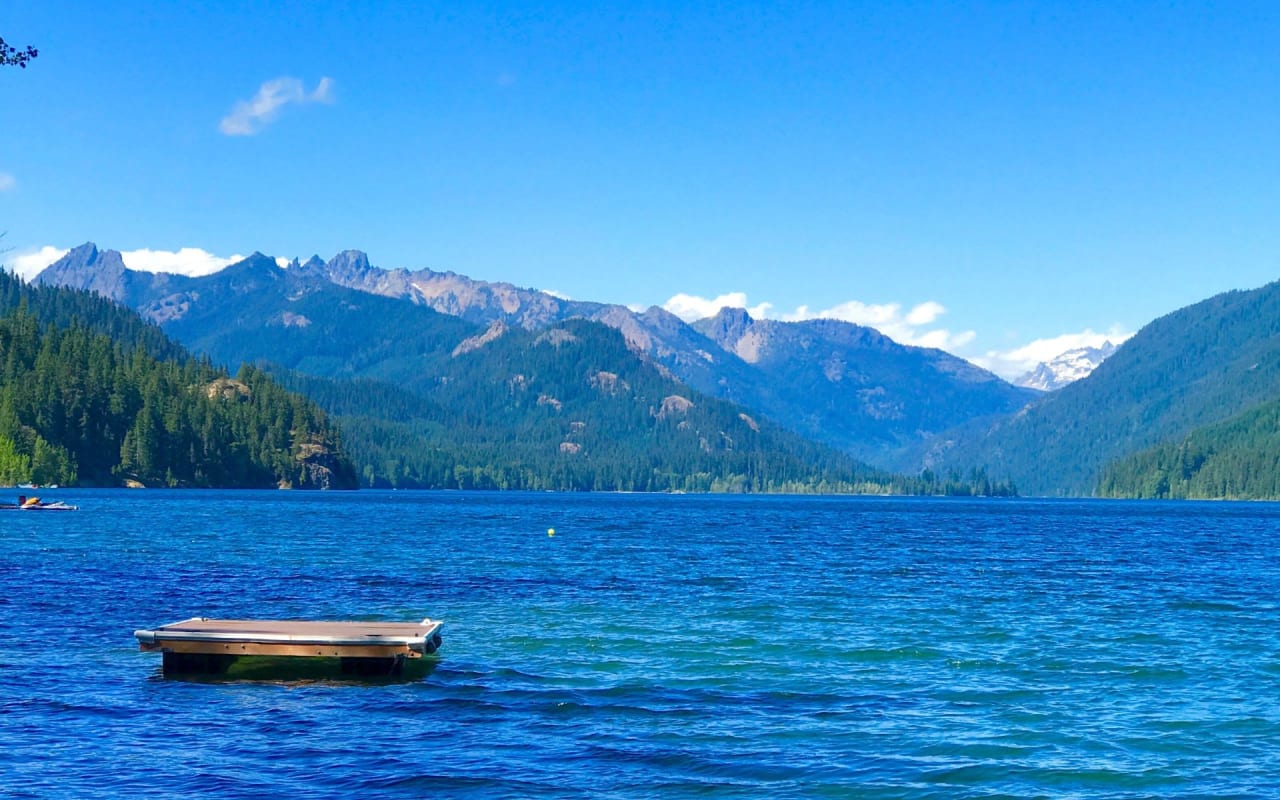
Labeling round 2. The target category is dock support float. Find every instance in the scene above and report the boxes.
[136,618,443,676]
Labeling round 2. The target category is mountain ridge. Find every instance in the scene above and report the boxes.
[35,242,1034,467]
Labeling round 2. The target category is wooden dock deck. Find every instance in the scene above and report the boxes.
[135,617,443,676]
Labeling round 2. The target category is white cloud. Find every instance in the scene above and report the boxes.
[312,77,335,103]
[974,327,1134,380]
[0,173,15,192]
[662,291,977,353]
[7,246,70,279]
[219,76,335,136]
[664,292,773,322]
[906,301,945,326]
[810,300,975,352]
[4,245,248,280]
[121,248,245,277]
[788,300,902,326]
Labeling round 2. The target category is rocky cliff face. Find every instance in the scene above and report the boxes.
[304,250,574,330]
[289,435,352,490]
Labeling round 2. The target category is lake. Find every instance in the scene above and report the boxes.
[2,491,1278,798]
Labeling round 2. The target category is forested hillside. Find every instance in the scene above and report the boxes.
[0,270,356,488]
[1097,398,1280,499]
[266,318,1010,493]
[933,280,1280,495]
[1,259,185,361]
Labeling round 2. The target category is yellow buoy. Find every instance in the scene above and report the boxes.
[547,528,555,537]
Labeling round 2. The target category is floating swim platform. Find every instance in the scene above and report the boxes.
[135,617,443,676]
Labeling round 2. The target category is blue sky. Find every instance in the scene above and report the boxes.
[3,2,1278,377]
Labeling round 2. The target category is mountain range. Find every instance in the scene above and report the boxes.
[31,242,1280,498]
[36,243,1035,468]
[36,245,995,493]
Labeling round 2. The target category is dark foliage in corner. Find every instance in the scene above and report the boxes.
[1,36,38,68]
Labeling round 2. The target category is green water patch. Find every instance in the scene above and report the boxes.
[1204,715,1277,735]
[844,646,945,663]
[1169,599,1245,612]
[932,686,1051,705]
[1107,630,1181,647]
[1260,660,1280,675]
[1024,656,1189,683]
[916,741,1048,760]
[944,657,1008,670]
[1074,661,1191,682]
[923,762,1185,792]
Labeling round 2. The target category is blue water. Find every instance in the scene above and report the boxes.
[2,491,1279,798]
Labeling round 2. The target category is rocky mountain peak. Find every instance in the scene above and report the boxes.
[294,255,326,273]
[228,252,282,273]
[65,241,101,263]
[215,253,285,294]
[34,242,130,301]
[700,307,755,341]
[325,250,373,281]
[51,241,124,273]
[689,308,768,363]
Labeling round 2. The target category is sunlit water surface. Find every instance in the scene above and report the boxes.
[2,491,1278,798]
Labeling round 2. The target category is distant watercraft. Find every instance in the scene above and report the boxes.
[0,499,78,511]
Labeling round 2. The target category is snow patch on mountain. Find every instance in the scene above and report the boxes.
[1015,342,1118,391]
